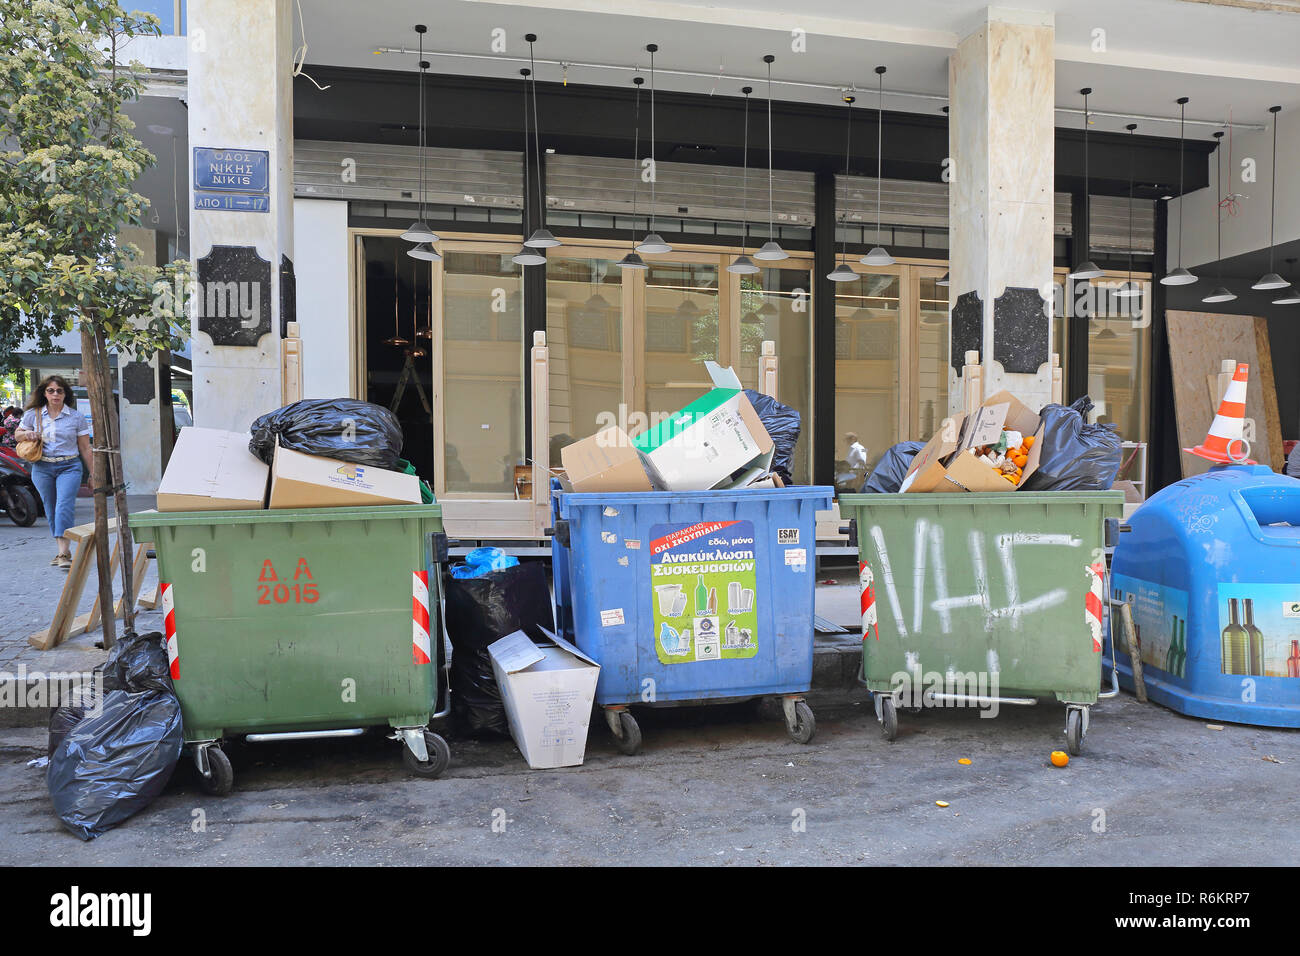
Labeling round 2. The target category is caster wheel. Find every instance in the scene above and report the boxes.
[612,711,642,755]
[403,731,452,778]
[199,747,234,796]
[880,696,898,742]
[786,700,816,744]
[1065,710,1083,756]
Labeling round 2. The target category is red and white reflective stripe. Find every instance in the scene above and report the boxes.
[1085,563,1105,653]
[859,560,879,641]
[412,570,432,665]
[161,582,179,680]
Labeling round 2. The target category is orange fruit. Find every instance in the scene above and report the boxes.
[958,758,972,765]
[1050,750,1069,768]
[1023,435,1035,448]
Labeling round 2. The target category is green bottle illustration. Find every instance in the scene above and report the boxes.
[1178,617,1188,678]
[1244,599,1265,676]
[1222,599,1248,675]
[1165,614,1177,673]
[695,575,708,616]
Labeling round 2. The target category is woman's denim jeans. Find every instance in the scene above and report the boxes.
[30,458,82,538]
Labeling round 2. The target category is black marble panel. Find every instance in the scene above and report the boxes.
[121,359,155,405]
[992,286,1050,374]
[280,254,296,338]
[949,290,983,373]
[195,244,272,346]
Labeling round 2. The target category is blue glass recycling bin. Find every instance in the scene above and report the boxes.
[550,482,834,753]
[1108,464,1300,727]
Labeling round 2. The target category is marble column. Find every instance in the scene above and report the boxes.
[118,225,171,494]
[187,0,295,431]
[948,8,1056,415]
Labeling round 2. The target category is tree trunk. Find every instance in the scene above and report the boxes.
[96,326,137,633]
[80,322,116,649]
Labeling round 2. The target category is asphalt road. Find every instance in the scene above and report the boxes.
[2,689,1295,865]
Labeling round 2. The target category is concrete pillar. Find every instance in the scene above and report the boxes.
[118,226,173,494]
[948,7,1056,415]
[187,0,295,431]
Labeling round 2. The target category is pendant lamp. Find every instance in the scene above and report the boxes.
[384,248,410,347]
[636,44,672,255]
[1114,124,1142,298]
[1068,88,1103,280]
[616,76,649,270]
[860,66,894,267]
[936,273,949,287]
[512,67,546,267]
[827,93,858,282]
[402,26,439,247]
[1273,258,1300,305]
[1201,130,1237,304]
[522,35,561,249]
[728,86,760,275]
[1252,107,1287,290]
[1160,97,1198,285]
[753,55,788,261]
[407,273,428,357]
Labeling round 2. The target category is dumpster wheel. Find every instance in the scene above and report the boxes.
[785,700,816,744]
[199,747,234,796]
[1065,709,1084,756]
[403,731,451,778]
[612,711,642,756]
[879,696,898,742]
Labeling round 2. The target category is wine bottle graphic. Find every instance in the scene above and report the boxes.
[1222,598,1249,675]
[695,575,708,616]
[1243,599,1265,676]
[1165,614,1177,673]
[1288,640,1300,679]
[1177,617,1187,678]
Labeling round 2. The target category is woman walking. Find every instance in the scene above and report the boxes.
[13,376,92,569]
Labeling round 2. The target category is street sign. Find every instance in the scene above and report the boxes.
[193,147,270,213]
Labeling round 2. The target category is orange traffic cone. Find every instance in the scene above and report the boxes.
[1185,362,1256,464]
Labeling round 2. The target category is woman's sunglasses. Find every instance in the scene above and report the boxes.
[45,387,65,394]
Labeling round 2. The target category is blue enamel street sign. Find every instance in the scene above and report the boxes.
[193,147,270,213]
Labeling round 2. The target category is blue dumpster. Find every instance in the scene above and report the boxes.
[550,483,835,753]
[1109,464,1300,727]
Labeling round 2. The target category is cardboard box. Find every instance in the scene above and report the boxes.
[633,363,775,490]
[487,628,601,770]
[559,427,663,493]
[900,390,1045,493]
[268,444,421,509]
[157,426,269,511]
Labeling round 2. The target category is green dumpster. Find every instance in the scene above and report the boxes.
[131,504,451,793]
[838,491,1123,753]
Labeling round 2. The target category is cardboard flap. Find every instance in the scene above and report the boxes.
[704,361,743,389]
[537,626,601,668]
[487,630,546,674]
[959,402,1010,451]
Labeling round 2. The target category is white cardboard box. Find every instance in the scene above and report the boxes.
[487,628,601,770]
[268,444,421,509]
[156,426,269,511]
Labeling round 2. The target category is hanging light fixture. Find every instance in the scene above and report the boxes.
[402,25,439,246]
[384,247,410,347]
[512,67,546,267]
[407,272,428,357]
[1201,130,1237,304]
[936,273,949,287]
[742,299,779,324]
[522,35,561,249]
[1114,124,1143,298]
[636,44,672,255]
[416,255,433,340]
[1252,106,1287,290]
[1273,258,1300,304]
[1161,97,1198,285]
[753,55,788,261]
[827,92,857,282]
[616,76,649,270]
[1068,88,1103,280]
[728,86,760,275]
[860,66,895,267]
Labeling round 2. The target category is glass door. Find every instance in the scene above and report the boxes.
[640,257,723,417]
[911,265,950,439]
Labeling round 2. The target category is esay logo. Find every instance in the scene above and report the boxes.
[335,463,365,482]
[49,886,151,936]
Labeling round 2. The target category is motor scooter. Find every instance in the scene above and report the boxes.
[0,430,42,527]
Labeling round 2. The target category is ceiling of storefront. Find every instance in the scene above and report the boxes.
[297,0,1300,137]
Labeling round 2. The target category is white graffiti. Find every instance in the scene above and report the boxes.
[870,524,1083,636]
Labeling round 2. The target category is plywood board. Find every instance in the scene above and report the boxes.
[1166,311,1284,478]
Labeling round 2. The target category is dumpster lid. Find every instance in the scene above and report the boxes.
[488,628,599,674]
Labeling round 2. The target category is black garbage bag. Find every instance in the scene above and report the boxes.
[248,399,404,469]
[744,390,801,485]
[445,562,554,735]
[47,632,184,841]
[1021,396,1122,491]
[864,441,926,493]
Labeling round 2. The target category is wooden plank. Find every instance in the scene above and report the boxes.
[116,544,150,617]
[1165,311,1284,478]
[28,529,97,650]
[84,533,123,634]
[1254,315,1285,468]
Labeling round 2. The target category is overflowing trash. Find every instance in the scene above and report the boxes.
[249,398,404,470]
[1021,397,1122,491]
[863,441,925,494]
[46,631,184,841]
[743,389,801,486]
[450,546,520,579]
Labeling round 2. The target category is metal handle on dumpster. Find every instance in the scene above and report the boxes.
[1103,517,1131,550]
[838,518,858,549]
[544,520,571,548]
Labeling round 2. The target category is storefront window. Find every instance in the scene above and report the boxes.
[834,270,901,489]
[440,251,524,495]
[1088,280,1149,443]
[736,267,813,483]
[643,262,720,414]
[915,275,948,439]
[547,255,623,460]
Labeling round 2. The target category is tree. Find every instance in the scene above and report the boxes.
[1,0,191,645]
